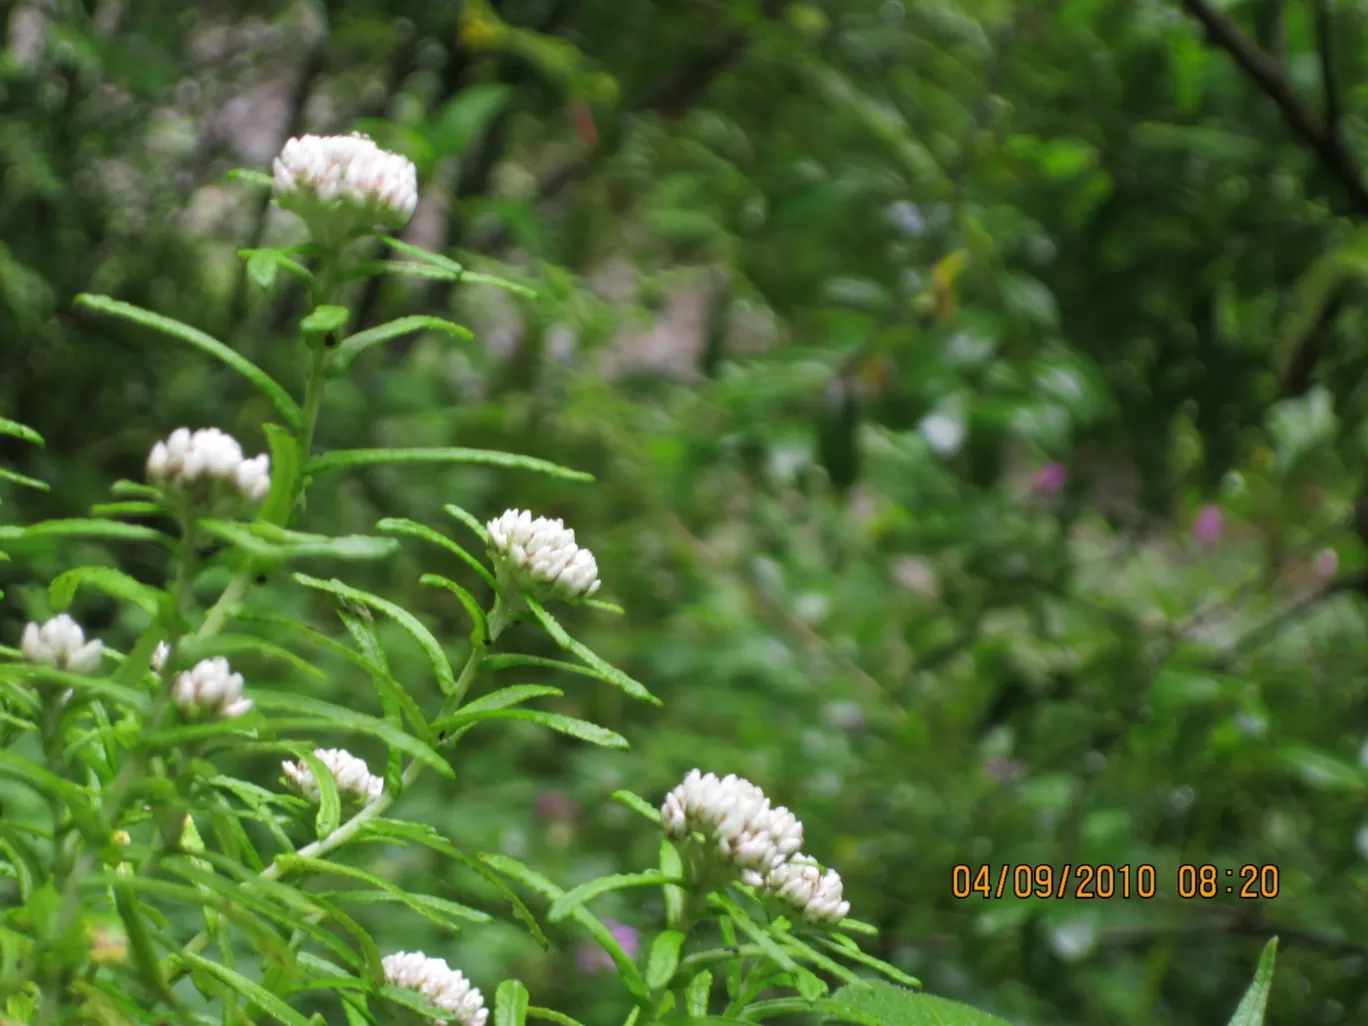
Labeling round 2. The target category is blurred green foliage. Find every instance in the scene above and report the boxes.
[4,0,1368,1022]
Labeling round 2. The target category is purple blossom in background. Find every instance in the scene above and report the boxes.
[1192,503,1223,547]
[535,790,582,822]
[1315,547,1340,582]
[576,919,639,974]
[1031,462,1068,498]
[985,757,1025,783]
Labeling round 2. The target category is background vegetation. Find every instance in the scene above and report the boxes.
[4,0,1368,1022]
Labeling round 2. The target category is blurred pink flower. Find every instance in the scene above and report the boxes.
[1031,462,1068,498]
[576,919,639,975]
[535,790,582,822]
[1192,504,1223,547]
[1315,547,1340,582]
[985,757,1025,783]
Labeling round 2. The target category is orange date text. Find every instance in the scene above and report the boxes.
[952,863,1157,899]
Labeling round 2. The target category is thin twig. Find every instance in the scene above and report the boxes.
[1177,0,1368,216]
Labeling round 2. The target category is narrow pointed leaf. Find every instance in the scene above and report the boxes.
[293,573,457,696]
[307,447,593,482]
[648,931,686,992]
[548,872,680,924]
[1227,937,1278,1026]
[328,315,474,375]
[75,294,304,430]
[180,952,312,1026]
[525,597,659,704]
[433,708,628,749]
[49,566,163,614]
[612,789,661,824]
[377,517,496,587]
[420,573,488,642]
[0,467,48,491]
[260,423,302,526]
[460,684,564,713]
[443,502,490,542]
[0,519,174,547]
[0,417,42,444]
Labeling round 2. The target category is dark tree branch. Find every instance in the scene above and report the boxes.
[1311,0,1341,142]
[1179,0,1368,216]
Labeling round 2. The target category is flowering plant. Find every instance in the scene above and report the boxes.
[0,133,1279,1026]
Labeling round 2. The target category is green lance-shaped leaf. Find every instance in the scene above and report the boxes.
[239,247,317,289]
[528,1009,589,1026]
[611,789,661,824]
[292,749,343,839]
[525,597,659,705]
[647,931,687,993]
[707,893,797,972]
[293,573,457,696]
[0,665,148,716]
[74,294,305,430]
[494,979,531,1026]
[661,838,686,932]
[327,315,474,375]
[686,970,713,1017]
[823,981,1014,1026]
[444,502,489,542]
[277,854,483,934]
[306,447,593,482]
[816,935,920,988]
[227,168,275,188]
[49,566,164,615]
[0,518,175,547]
[433,708,628,750]
[249,689,453,778]
[300,304,350,336]
[0,417,43,444]
[548,871,681,924]
[460,684,564,713]
[420,573,488,646]
[1227,937,1278,1026]
[199,520,400,563]
[182,633,328,682]
[259,423,302,526]
[0,466,48,492]
[481,853,647,1003]
[377,517,496,588]
[181,951,313,1026]
[773,931,862,986]
[378,234,467,272]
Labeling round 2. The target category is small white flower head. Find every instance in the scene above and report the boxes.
[486,509,602,602]
[272,132,419,241]
[172,657,253,720]
[20,614,104,675]
[382,951,488,1026]
[146,427,271,505]
[282,748,384,804]
[660,769,804,880]
[150,641,171,673]
[767,854,851,925]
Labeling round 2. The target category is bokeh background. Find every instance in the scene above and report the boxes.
[4,0,1368,1023]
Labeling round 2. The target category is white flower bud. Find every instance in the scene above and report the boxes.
[660,769,804,880]
[20,614,104,675]
[151,641,170,672]
[767,855,851,925]
[282,748,383,803]
[146,427,270,505]
[486,508,602,601]
[173,657,252,719]
[272,133,419,238]
[382,951,488,1026]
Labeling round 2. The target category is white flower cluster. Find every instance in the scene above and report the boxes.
[382,951,487,1026]
[20,614,103,674]
[661,769,803,885]
[767,855,850,925]
[172,657,252,719]
[272,132,419,235]
[146,427,271,503]
[486,509,601,601]
[282,748,383,804]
